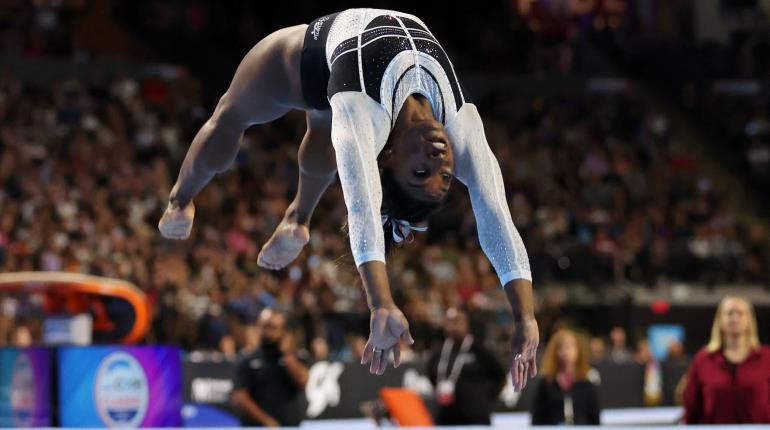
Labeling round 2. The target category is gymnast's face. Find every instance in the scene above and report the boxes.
[385,119,454,202]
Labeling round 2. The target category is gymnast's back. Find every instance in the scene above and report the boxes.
[300,9,468,125]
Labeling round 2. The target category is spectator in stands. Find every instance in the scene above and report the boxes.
[1,56,769,358]
[231,309,309,427]
[344,334,368,363]
[220,335,237,360]
[427,307,506,425]
[634,339,653,365]
[396,338,418,364]
[589,336,607,364]
[684,296,770,424]
[608,326,633,363]
[310,336,329,361]
[10,324,33,347]
[530,329,600,425]
[665,339,688,364]
[240,324,260,354]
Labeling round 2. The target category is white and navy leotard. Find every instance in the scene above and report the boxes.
[300,9,531,285]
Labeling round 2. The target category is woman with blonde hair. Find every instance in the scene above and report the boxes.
[530,329,600,425]
[684,296,770,423]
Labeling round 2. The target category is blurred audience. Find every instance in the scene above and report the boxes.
[634,339,654,365]
[608,326,632,363]
[0,1,768,367]
[10,324,33,348]
[0,62,768,355]
[589,336,606,364]
[665,339,688,364]
[344,334,367,364]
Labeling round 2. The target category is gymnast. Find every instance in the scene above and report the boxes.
[158,8,538,391]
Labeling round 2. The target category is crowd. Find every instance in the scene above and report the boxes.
[601,0,770,213]
[0,0,768,364]
[0,0,612,98]
[687,84,770,203]
[1,59,768,358]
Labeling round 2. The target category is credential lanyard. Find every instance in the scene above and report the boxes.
[437,335,473,383]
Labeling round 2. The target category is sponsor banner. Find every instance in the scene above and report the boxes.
[0,348,51,427]
[182,358,687,420]
[182,359,533,420]
[58,346,182,427]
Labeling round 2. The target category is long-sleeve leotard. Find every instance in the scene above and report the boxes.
[331,89,531,284]
[323,9,531,285]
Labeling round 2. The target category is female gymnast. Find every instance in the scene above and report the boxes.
[158,8,539,391]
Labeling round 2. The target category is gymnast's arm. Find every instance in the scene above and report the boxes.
[329,92,391,304]
[447,103,538,390]
[329,92,414,373]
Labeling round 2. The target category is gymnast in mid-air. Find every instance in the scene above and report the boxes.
[158,8,539,391]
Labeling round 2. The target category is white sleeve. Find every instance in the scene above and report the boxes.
[329,92,392,267]
[446,103,532,285]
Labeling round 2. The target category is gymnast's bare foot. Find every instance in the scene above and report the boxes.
[257,217,310,270]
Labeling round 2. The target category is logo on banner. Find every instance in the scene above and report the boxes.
[498,374,522,408]
[191,378,233,404]
[94,351,149,427]
[305,361,344,418]
[402,368,433,396]
[10,353,36,426]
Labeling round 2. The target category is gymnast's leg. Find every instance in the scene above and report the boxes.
[160,24,308,239]
[257,110,336,270]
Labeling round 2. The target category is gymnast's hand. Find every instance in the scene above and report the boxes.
[361,305,415,375]
[510,316,539,392]
[158,201,195,240]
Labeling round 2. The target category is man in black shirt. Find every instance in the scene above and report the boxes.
[231,309,309,427]
[428,307,507,425]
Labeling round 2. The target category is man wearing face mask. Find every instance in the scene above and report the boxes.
[231,309,309,427]
[428,307,506,425]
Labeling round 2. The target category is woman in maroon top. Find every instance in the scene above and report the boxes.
[684,296,770,424]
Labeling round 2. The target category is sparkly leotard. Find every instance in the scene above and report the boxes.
[301,9,531,285]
